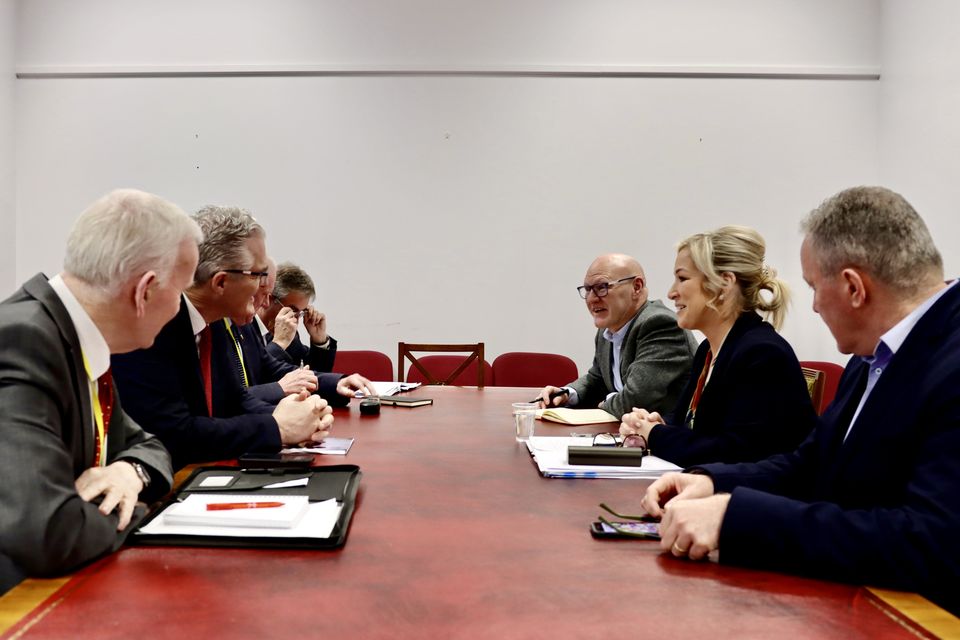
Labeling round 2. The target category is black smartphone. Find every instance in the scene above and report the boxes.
[238,453,314,469]
[590,520,661,540]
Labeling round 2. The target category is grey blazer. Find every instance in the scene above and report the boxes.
[0,274,172,591]
[567,299,698,417]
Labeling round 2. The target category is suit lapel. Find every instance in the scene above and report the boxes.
[696,313,759,413]
[23,274,96,468]
[598,336,613,391]
[822,281,960,486]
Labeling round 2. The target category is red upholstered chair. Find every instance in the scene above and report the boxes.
[334,350,394,381]
[398,343,491,387]
[491,352,579,388]
[799,360,845,415]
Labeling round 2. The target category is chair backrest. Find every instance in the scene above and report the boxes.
[334,350,394,381]
[398,342,489,387]
[491,351,579,387]
[799,360,845,415]
[800,367,825,416]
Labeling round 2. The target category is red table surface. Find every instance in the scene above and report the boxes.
[4,387,929,639]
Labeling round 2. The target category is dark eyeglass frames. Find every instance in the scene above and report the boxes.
[271,295,306,318]
[591,432,648,451]
[222,269,269,287]
[577,275,639,299]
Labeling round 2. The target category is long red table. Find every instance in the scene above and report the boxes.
[1,387,952,639]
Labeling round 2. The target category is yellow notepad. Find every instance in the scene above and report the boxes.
[536,408,619,425]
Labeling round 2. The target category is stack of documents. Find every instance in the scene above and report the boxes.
[138,496,342,539]
[525,436,681,479]
[283,437,355,455]
[162,494,310,528]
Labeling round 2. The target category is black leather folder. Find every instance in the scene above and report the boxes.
[133,464,361,549]
[567,446,645,467]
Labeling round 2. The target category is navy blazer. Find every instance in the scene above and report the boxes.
[648,312,816,467]
[221,321,345,406]
[112,299,281,470]
[265,330,337,374]
[701,282,960,615]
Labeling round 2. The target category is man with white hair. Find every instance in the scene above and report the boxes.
[0,189,200,593]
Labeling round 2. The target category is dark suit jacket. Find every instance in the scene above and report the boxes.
[699,282,960,615]
[112,299,281,470]
[0,274,172,591]
[648,312,816,466]
[224,321,345,406]
[265,330,337,374]
[568,299,698,417]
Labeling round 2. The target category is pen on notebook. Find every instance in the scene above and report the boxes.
[206,501,284,511]
[530,389,569,404]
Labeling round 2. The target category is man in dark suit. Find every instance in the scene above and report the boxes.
[255,261,338,373]
[219,259,374,405]
[112,206,334,470]
[641,186,960,615]
[537,254,698,417]
[0,189,200,594]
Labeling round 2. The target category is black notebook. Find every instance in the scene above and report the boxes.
[378,396,433,408]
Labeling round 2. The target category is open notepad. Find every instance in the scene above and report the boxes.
[354,381,422,397]
[536,408,619,425]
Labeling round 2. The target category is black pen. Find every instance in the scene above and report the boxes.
[529,389,569,404]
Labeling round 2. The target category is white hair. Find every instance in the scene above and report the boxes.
[63,189,203,294]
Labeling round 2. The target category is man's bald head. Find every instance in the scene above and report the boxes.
[581,254,648,331]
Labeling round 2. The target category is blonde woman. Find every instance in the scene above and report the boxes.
[620,225,816,466]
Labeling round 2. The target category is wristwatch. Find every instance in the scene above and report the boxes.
[126,460,151,488]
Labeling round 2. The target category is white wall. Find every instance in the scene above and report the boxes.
[0,0,14,294]
[879,0,960,280]
[13,1,883,373]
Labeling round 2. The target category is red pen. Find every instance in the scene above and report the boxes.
[206,501,284,511]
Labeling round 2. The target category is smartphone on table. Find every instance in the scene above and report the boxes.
[590,520,661,540]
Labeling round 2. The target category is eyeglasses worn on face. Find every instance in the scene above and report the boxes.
[577,275,639,299]
[271,295,306,318]
[223,269,270,287]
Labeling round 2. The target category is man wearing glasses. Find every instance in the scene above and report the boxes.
[256,262,337,374]
[112,206,334,471]
[537,253,697,418]
[224,258,375,405]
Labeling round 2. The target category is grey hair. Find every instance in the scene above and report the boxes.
[63,189,202,294]
[678,225,790,330]
[273,262,316,301]
[801,186,943,292]
[192,205,265,284]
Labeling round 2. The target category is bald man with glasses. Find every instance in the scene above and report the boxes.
[537,253,697,418]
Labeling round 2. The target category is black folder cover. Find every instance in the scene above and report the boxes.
[133,464,362,549]
[567,446,645,467]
